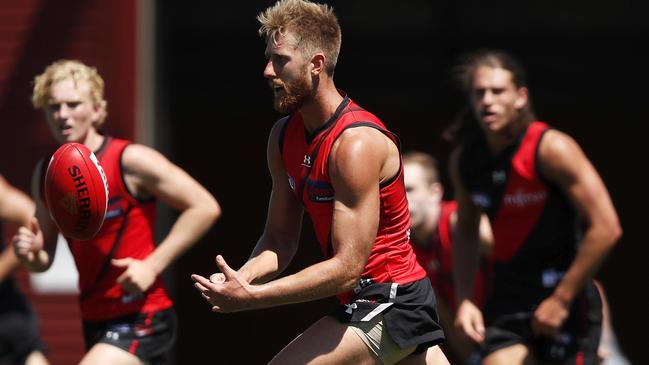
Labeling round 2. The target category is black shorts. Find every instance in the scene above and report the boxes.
[482,282,602,364]
[0,307,47,365]
[0,284,47,365]
[82,308,176,365]
[331,277,445,353]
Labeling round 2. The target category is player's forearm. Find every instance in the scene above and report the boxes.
[241,235,298,284]
[252,256,357,308]
[147,202,220,274]
[0,249,20,281]
[453,229,482,302]
[552,224,621,304]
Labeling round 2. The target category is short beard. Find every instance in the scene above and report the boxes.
[274,73,313,114]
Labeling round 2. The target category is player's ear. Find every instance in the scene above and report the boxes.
[310,53,326,76]
[514,87,529,109]
[430,182,443,202]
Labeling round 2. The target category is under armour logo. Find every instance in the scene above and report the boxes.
[302,155,311,167]
[345,303,357,314]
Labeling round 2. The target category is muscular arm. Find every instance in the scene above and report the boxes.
[120,144,221,276]
[0,175,35,280]
[537,130,621,307]
[251,127,386,306]
[195,127,395,312]
[238,120,305,284]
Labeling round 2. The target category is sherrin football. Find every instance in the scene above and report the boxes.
[44,143,108,240]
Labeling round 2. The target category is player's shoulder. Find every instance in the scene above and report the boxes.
[538,128,582,161]
[335,125,389,157]
[122,143,170,173]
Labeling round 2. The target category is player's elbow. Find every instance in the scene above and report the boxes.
[605,219,622,247]
[201,195,222,225]
[339,262,365,292]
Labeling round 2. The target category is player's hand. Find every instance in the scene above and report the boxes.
[112,257,157,294]
[532,295,569,337]
[191,255,257,313]
[455,299,486,343]
[12,217,43,265]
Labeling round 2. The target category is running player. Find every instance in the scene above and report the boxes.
[449,49,622,365]
[192,1,448,364]
[13,59,221,365]
[403,151,493,365]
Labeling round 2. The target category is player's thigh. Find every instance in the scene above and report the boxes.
[269,315,380,365]
[79,343,144,365]
[483,343,536,365]
[396,345,449,365]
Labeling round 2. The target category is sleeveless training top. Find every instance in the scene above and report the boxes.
[458,121,581,313]
[412,200,485,309]
[280,96,426,303]
[42,137,172,320]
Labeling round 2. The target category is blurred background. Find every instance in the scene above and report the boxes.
[0,0,646,363]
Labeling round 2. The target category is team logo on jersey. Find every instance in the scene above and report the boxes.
[105,197,125,220]
[306,179,334,203]
[503,188,547,208]
[302,155,311,167]
[472,192,491,208]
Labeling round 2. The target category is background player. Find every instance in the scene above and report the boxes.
[449,49,622,364]
[403,151,492,365]
[0,175,49,365]
[13,59,221,365]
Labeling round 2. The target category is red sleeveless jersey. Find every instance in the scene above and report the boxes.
[48,137,173,320]
[280,97,426,303]
[412,200,485,309]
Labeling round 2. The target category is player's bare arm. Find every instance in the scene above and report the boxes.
[450,210,494,258]
[12,161,59,272]
[449,148,486,343]
[193,127,391,312]
[238,120,305,285]
[113,143,220,293]
[0,175,35,280]
[532,129,621,336]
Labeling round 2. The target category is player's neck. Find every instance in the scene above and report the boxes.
[300,82,344,133]
[81,129,105,152]
[485,120,526,154]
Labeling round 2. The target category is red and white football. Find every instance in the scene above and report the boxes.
[44,143,108,241]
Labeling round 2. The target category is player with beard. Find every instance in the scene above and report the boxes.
[192,1,449,364]
[448,50,621,365]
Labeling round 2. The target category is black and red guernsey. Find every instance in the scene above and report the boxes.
[412,200,485,309]
[458,121,583,314]
[279,96,426,304]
